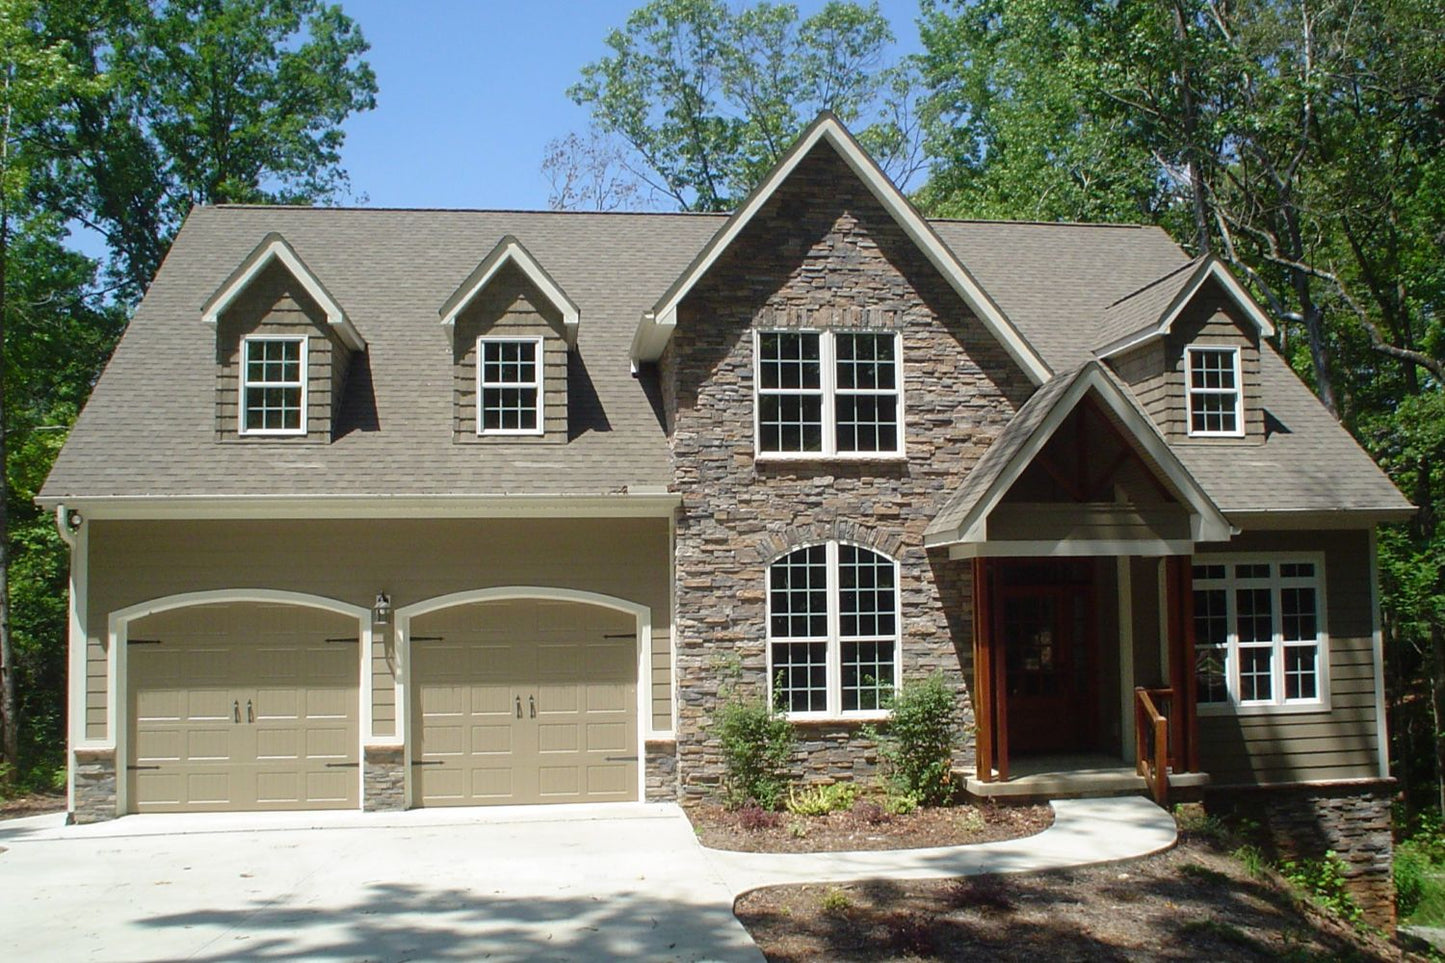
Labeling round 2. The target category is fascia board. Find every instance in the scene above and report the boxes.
[43,493,682,521]
[440,237,580,343]
[202,234,365,352]
[1097,259,1276,359]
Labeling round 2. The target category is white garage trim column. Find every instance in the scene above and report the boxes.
[107,589,370,817]
[396,586,653,808]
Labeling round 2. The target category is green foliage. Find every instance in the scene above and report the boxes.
[784,781,857,816]
[819,887,852,915]
[1395,841,1431,919]
[1232,843,1267,879]
[715,691,795,810]
[568,0,916,211]
[866,673,961,807]
[1279,851,1364,927]
[881,789,918,815]
[1394,813,1445,924]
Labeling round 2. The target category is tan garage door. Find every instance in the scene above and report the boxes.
[127,602,360,813]
[411,599,637,806]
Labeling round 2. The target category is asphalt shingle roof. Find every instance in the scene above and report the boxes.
[39,205,1410,517]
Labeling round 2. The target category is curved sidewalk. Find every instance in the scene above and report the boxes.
[705,795,1178,897]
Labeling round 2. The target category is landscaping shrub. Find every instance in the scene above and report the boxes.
[737,802,782,832]
[852,799,889,825]
[1395,841,1429,918]
[715,692,795,810]
[867,673,961,806]
[1280,851,1363,926]
[785,782,857,816]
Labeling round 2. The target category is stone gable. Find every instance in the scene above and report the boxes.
[662,143,1034,801]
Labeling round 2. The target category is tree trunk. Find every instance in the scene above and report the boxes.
[0,192,12,779]
[1435,623,1445,817]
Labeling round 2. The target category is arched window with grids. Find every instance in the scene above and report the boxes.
[767,542,900,717]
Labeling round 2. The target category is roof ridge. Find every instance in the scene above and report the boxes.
[203,204,730,218]
[1105,256,1205,309]
[927,216,1151,230]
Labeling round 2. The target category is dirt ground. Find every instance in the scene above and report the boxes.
[0,790,64,820]
[689,800,1053,853]
[734,834,1422,962]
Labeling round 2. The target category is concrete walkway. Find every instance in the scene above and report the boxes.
[0,796,1175,962]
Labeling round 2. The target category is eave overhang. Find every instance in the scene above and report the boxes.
[630,113,1051,385]
[1096,256,1277,360]
[201,232,365,351]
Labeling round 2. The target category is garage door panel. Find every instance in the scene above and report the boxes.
[413,598,637,808]
[128,602,360,814]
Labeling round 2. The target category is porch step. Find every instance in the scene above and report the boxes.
[959,763,1210,803]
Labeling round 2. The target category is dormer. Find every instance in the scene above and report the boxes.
[201,233,363,442]
[1096,256,1275,444]
[440,236,577,444]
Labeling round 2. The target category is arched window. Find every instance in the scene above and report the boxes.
[767,543,899,716]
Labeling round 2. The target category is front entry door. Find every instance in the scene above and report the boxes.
[999,584,1094,754]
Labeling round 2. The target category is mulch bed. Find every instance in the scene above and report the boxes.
[689,800,1053,853]
[0,790,65,820]
[734,834,1421,962]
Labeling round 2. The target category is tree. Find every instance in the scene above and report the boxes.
[542,128,646,212]
[0,0,97,781]
[567,0,918,212]
[36,0,377,300]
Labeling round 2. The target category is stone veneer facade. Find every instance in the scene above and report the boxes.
[71,747,117,824]
[660,144,1034,802]
[1206,783,1396,931]
[363,744,406,812]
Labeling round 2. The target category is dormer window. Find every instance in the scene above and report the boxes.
[755,330,902,457]
[240,336,307,435]
[1185,346,1243,437]
[478,337,543,435]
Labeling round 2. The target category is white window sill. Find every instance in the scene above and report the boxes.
[784,710,893,724]
[755,452,908,464]
[1197,699,1330,717]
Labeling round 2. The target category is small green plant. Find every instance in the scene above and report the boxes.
[1395,841,1429,918]
[954,806,985,834]
[866,673,961,806]
[1280,851,1363,926]
[882,789,919,815]
[1173,803,1229,842]
[820,887,852,916]
[785,782,857,816]
[715,692,795,810]
[787,817,809,839]
[1233,843,1267,879]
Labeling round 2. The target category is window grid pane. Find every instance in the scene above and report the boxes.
[1193,587,1229,704]
[842,640,895,711]
[834,334,899,454]
[242,339,303,433]
[758,333,825,453]
[479,340,540,433]
[772,642,828,712]
[769,547,828,639]
[1187,348,1240,434]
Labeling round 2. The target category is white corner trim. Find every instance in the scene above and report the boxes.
[439,236,580,343]
[632,115,1050,384]
[394,586,657,805]
[202,234,364,351]
[927,363,1231,550]
[60,507,89,813]
[1368,527,1390,779]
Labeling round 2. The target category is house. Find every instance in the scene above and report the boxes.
[39,116,1409,923]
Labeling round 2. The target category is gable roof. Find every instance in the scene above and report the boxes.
[200,232,365,351]
[924,361,1233,549]
[1095,255,1276,358]
[630,113,1052,385]
[439,235,580,344]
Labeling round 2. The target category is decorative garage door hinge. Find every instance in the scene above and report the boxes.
[410,760,444,766]
[324,762,360,768]
[604,755,639,762]
[409,636,444,642]
[127,638,163,645]
[324,636,359,644]
[126,764,161,771]
[603,633,637,640]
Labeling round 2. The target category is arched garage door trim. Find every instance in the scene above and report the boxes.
[395,586,652,806]
[109,589,371,814]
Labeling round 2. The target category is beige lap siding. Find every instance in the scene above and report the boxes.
[83,517,672,743]
[1195,529,1380,784]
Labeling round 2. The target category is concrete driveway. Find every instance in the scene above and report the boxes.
[0,804,763,962]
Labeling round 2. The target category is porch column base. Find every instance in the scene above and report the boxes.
[362,744,406,812]
[71,747,118,824]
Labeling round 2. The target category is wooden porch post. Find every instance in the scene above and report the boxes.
[1165,556,1200,773]
[991,561,1010,782]
[972,558,994,782]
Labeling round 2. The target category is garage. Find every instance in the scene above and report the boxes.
[410,598,638,806]
[126,602,361,813]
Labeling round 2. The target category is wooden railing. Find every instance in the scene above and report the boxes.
[1134,687,1172,806]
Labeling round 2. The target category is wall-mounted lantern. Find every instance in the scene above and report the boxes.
[373,592,392,625]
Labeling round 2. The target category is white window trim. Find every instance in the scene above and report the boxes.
[1184,344,1245,438]
[238,335,308,436]
[476,336,545,437]
[1195,551,1331,716]
[753,329,906,460]
[765,540,902,721]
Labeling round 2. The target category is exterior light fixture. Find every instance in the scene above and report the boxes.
[373,592,392,625]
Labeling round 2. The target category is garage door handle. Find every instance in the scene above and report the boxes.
[515,696,522,719]
[529,695,536,718]
[247,700,254,723]
[233,700,240,723]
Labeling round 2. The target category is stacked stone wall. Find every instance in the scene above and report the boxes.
[363,744,406,812]
[664,143,1033,802]
[645,739,679,801]
[71,747,117,824]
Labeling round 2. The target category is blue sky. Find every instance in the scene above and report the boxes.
[336,0,928,210]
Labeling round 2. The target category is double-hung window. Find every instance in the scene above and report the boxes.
[755,331,902,457]
[240,336,306,435]
[1193,556,1326,710]
[767,542,900,717]
[1185,346,1243,437]
[477,337,543,435]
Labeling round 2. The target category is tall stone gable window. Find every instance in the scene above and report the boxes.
[239,335,307,435]
[767,542,900,717]
[1185,345,1243,437]
[1193,555,1327,711]
[477,336,544,435]
[755,330,903,457]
